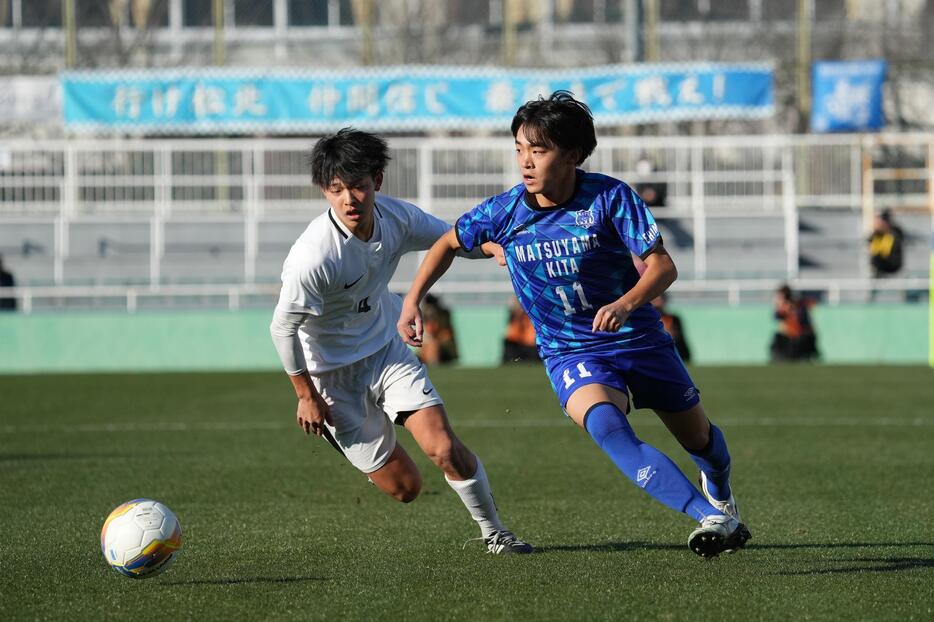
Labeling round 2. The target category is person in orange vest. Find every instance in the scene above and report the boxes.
[770,284,819,362]
[418,294,459,365]
[652,294,690,363]
[502,296,539,363]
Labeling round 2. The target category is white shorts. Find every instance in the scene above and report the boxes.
[310,337,443,473]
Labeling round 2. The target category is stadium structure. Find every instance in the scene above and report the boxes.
[0,0,932,368]
[2,4,934,621]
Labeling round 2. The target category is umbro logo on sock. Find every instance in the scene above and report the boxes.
[637,466,655,488]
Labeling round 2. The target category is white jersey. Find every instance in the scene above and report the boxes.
[275,194,450,374]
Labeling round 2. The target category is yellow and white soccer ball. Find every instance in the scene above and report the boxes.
[100,499,182,578]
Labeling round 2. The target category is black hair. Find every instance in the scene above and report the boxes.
[309,128,391,188]
[777,284,794,301]
[511,90,597,165]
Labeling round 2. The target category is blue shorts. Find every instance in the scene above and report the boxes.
[544,341,700,413]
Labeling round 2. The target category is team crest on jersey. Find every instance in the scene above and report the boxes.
[575,208,596,228]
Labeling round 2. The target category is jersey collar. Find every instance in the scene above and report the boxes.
[327,209,350,239]
[327,203,383,243]
[522,169,584,212]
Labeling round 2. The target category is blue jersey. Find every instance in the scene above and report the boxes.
[455,170,671,360]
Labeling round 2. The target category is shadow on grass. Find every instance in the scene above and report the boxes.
[536,542,683,554]
[538,541,934,558]
[754,542,934,550]
[542,541,934,575]
[0,452,145,462]
[159,576,329,587]
[773,557,934,575]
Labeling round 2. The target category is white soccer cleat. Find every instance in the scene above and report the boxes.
[480,530,535,555]
[700,470,741,522]
[688,514,751,559]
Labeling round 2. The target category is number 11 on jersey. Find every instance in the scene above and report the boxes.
[556,281,593,315]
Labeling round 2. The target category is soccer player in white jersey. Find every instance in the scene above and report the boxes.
[269,128,532,554]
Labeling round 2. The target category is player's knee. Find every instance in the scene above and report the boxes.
[387,469,422,503]
[683,429,710,452]
[676,420,712,452]
[425,440,456,472]
[394,478,421,503]
[584,402,631,442]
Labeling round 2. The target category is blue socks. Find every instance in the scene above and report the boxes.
[685,423,732,501]
[584,402,718,522]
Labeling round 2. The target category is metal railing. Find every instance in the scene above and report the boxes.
[2,134,929,209]
[0,133,932,309]
[3,277,929,315]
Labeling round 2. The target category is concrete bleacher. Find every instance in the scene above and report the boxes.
[0,136,930,305]
[3,208,928,290]
[797,210,930,278]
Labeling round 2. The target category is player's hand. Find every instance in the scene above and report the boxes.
[592,301,631,332]
[482,242,507,267]
[297,392,332,437]
[397,297,424,347]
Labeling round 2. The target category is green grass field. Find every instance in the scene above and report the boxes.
[2,365,933,621]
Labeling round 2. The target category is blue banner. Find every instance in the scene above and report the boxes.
[61,64,773,135]
[811,60,886,133]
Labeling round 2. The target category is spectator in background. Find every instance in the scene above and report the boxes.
[652,294,691,363]
[418,294,458,365]
[634,154,667,209]
[502,296,538,363]
[770,284,819,362]
[868,209,904,277]
[0,254,16,311]
[633,154,698,250]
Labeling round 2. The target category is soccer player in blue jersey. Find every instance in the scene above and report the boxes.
[398,91,751,558]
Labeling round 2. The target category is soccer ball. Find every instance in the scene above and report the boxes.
[100,499,182,578]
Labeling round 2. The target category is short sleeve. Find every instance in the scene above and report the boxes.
[454,198,497,252]
[276,251,326,316]
[608,184,662,259]
[400,202,452,253]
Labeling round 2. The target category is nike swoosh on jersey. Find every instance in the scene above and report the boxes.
[422,388,432,394]
[344,274,365,289]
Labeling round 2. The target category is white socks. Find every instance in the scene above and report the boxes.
[445,457,506,538]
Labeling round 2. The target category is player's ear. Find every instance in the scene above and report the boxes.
[373,171,384,192]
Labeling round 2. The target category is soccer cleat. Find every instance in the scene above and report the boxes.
[699,471,741,521]
[464,530,534,554]
[688,515,751,559]
[486,530,534,554]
